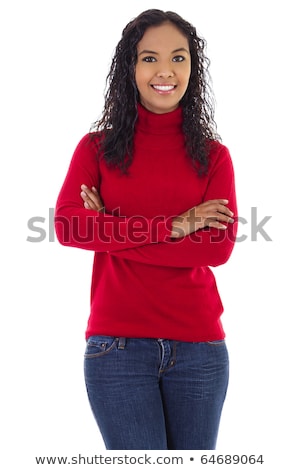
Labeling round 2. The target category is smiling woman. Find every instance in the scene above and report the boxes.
[55,8,238,450]
[135,22,191,113]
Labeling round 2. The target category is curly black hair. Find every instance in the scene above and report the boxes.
[90,9,220,175]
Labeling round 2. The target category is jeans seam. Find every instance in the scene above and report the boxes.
[158,340,177,375]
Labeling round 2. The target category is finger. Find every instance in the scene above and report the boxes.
[206,213,234,224]
[81,185,101,207]
[81,190,91,201]
[82,185,101,205]
[203,199,229,206]
[81,184,97,200]
[81,190,104,212]
[201,200,233,216]
[215,211,234,223]
[215,204,234,217]
[81,190,98,209]
[84,201,92,210]
[81,192,95,209]
[207,220,228,230]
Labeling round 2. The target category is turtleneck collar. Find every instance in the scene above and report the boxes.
[136,102,183,135]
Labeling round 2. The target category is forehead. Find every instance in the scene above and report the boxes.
[137,22,189,51]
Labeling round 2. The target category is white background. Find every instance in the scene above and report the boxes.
[1,0,299,468]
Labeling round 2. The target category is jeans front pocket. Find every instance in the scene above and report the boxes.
[84,336,118,359]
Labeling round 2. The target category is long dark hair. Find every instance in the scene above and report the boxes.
[90,9,220,175]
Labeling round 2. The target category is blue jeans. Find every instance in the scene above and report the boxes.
[84,336,229,450]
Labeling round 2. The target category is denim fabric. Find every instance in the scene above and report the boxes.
[84,336,229,450]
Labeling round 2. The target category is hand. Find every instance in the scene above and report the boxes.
[171,199,234,238]
[80,184,105,212]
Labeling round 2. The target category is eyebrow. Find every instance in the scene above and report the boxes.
[138,47,189,56]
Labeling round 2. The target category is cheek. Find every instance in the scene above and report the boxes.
[135,67,149,92]
[180,67,191,91]
[183,63,192,80]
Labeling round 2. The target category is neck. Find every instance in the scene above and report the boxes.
[136,102,183,135]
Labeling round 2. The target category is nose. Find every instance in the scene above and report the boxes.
[156,70,175,78]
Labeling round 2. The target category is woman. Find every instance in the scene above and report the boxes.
[55,9,238,450]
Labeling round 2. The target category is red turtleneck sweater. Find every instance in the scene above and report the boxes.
[55,104,238,341]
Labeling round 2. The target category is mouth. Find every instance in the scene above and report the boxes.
[151,85,177,94]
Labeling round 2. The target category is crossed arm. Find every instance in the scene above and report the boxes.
[80,181,237,269]
[81,184,234,237]
[55,134,237,268]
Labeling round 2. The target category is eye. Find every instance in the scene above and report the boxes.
[142,56,157,63]
[172,55,185,62]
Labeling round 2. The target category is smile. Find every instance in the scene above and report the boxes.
[151,85,176,93]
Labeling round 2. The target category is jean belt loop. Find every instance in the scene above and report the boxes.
[118,337,126,350]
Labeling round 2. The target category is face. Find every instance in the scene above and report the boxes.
[135,22,191,114]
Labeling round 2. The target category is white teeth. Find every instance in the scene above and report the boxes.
[152,85,175,91]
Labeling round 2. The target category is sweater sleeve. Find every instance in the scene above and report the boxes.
[110,145,238,268]
[54,134,173,252]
